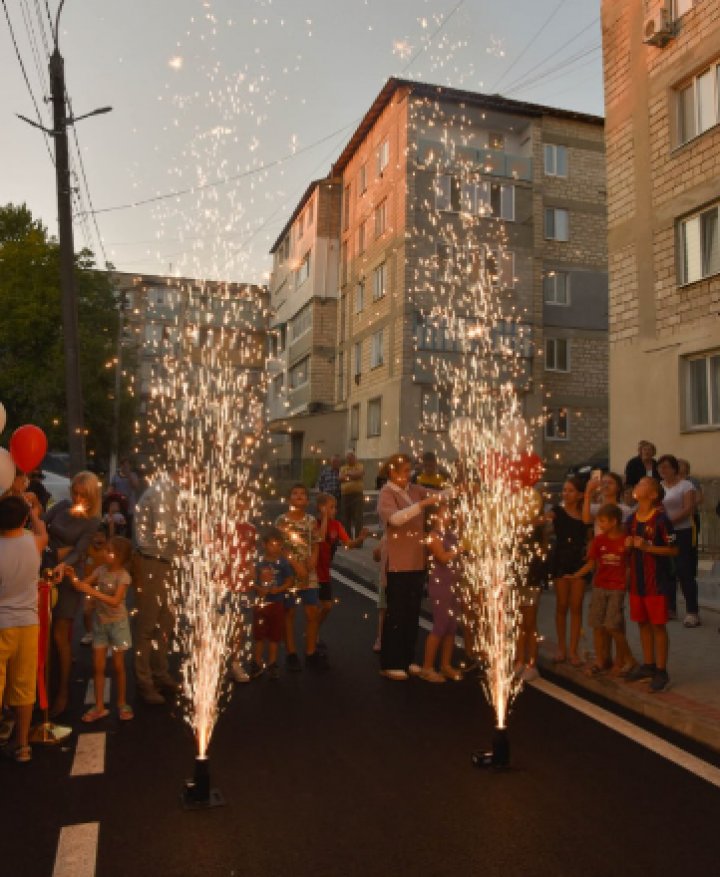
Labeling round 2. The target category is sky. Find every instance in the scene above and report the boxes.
[1,0,604,284]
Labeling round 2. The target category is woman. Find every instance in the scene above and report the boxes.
[44,471,102,715]
[376,454,440,680]
[657,454,699,627]
[582,471,632,534]
[624,441,660,487]
[549,477,589,666]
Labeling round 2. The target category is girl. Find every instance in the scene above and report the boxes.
[421,501,463,683]
[548,477,589,666]
[72,536,134,721]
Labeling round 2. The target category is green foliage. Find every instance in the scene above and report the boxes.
[0,203,137,463]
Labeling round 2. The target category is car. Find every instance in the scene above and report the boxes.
[41,470,71,505]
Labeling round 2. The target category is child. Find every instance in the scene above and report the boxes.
[247,528,293,681]
[275,484,320,671]
[102,500,127,538]
[420,501,463,683]
[315,493,369,647]
[72,535,134,721]
[80,527,108,646]
[624,478,678,693]
[572,504,632,677]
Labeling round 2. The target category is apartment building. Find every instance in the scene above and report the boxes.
[330,78,607,480]
[601,0,720,492]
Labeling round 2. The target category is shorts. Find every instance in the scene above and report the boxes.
[299,587,320,607]
[53,575,83,621]
[318,581,332,603]
[518,584,541,608]
[0,624,39,706]
[93,616,132,651]
[588,588,625,631]
[630,593,668,625]
[252,602,284,643]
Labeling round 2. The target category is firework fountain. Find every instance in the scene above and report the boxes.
[146,283,266,806]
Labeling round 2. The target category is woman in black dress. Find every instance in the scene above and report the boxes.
[549,477,589,666]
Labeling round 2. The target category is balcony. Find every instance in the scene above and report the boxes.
[416,139,533,182]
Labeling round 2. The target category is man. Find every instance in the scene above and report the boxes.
[624,441,659,488]
[317,455,342,505]
[339,450,365,538]
[110,458,141,533]
[413,451,447,490]
[133,470,179,704]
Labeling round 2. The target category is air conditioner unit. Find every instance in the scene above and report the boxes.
[643,0,674,46]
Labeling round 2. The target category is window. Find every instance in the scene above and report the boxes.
[370,329,384,368]
[545,407,569,440]
[353,341,362,377]
[674,0,694,18]
[307,199,314,226]
[341,241,348,286]
[436,177,514,220]
[295,250,311,286]
[436,243,456,281]
[350,404,360,440]
[289,357,309,389]
[545,208,569,241]
[377,140,389,175]
[358,163,367,195]
[355,279,365,313]
[144,323,164,345]
[421,389,450,431]
[375,199,387,237]
[289,304,312,341]
[677,62,720,144]
[679,202,720,284]
[479,183,515,220]
[372,263,386,301]
[434,175,457,212]
[415,313,460,352]
[485,248,515,288]
[684,351,720,428]
[343,185,351,230]
[544,144,568,177]
[357,222,365,255]
[488,131,504,150]
[543,271,570,305]
[273,373,284,396]
[545,338,570,372]
[367,397,382,437]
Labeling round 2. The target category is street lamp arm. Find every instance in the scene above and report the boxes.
[16,112,54,135]
[53,0,66,49]
[68,106,113,125]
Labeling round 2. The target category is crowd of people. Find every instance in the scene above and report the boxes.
[0,438,711,764]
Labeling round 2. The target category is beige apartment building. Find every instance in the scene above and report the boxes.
[601,1,720,495]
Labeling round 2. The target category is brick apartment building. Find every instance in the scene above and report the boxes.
[601,0,720,513]
[268,78,609,483]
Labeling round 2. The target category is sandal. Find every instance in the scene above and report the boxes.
[118,704,134,721]
[440,666,463,681]
[569,656,584,668]
[419,669,446,683]
[82,707,109,723]
[584,664,605,677]
[14,745,32,763]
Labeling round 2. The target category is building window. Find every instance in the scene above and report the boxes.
[295,250,311,287]
[488,131,504,150]
[289,304,312,341]
[341,241,348,286]
[377,140,389,175]
[307,199,314,226]
[545,338,570,372]
[367,397,382,437]
[679,202,720,284]
[544,144,568,177]
[481,183,515,221]
[273,373,284,396]
[545,407,569,440]
[434,175,457,212]
[485,248,515,288]
[298,213,304,237]
[353,341,362,377]
[545,208,569,241]
[436,243,456,282]
[289,356,309,389]
[343,185,351,230]
[674,0,694,18]
[358,163,367,195]
[372,263,386,301]
[677,62,720,144]
[370,329,384,368]
[350,404,360,440]
[375,199,387,237]
[357,222,365,255]
[543,271,570,305]
[421,388,450,431]
[684,351,720,428]
[355,279,365,314]
[144,323,164,345]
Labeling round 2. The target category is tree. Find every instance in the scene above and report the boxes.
[0,203,137,468]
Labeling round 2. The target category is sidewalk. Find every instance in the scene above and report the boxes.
[333,539,720,754]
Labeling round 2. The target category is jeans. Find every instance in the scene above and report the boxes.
[340,492,365,538]
[380,570,425,671]
[667,528,698,615]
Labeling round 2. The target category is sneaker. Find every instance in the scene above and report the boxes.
[139,687,166,705]
[381,669,409,681]
[667,609,678,620]
[316,639,328,654]
[683,613,701,628]
[306,651,329,672]
[649,669,670,693]
[625,663,656,683]
[0,719,15,745]
[372,637,382,653]
[419,668,446,683]
[268,662,280,680]
[247,660,264,679]
[408,663,422,676]
[286,652,303,673]
[80,633,93,646]
[231,661,250,683]
[521,665,539,682]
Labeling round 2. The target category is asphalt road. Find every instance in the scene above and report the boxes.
[5,580,720,877]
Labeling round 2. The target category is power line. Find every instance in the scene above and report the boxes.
[400,0,466,75]
[504,43,601,97]
[67,102,110,266]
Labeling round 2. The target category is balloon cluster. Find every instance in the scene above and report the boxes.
[0,401,48,493]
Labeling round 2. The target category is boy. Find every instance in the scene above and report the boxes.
[572,504,631,676]
[624,477,678,693]
[275,484,320,671]
[246,528,293,681]
[315,493,369,645]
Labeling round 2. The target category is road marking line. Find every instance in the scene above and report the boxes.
[333,569,720,787]
[53,822,98,877]
[530,678,720,789]
[71,733,106,777]
[84,677,111,705]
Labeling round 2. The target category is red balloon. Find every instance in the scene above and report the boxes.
[9,424,48,473]
[518,451,544,487]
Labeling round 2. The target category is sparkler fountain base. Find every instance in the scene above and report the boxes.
[181,756,225,810]
[472,726,510,770]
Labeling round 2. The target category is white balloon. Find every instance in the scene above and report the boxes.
[0,447,15,493]
[501,414,529,455]
[0,402,5,434]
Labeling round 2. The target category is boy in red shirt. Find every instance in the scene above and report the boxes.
[573,504,630,676]
[315,493,369,650]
